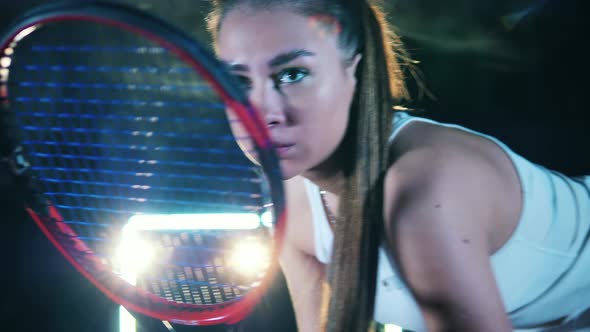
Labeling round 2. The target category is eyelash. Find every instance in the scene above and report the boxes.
[232,67,309,92]
[272,68,309,86]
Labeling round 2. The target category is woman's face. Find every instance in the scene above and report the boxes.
[217,7,360,179]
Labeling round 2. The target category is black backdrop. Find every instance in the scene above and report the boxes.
[0,0,588,331]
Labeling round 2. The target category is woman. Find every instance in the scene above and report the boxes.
[207,0,590,331]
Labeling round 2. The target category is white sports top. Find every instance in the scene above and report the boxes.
[304,112,590,331]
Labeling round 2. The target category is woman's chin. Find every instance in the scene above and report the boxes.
[279,161,303,180]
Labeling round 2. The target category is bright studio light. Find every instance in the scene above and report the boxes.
[13,26,38,42]
[127,212,263,230]
[228,240,271,277]
[384,324,403,332]
[116,213,267,283]
[260,210,273,228]
[117,212,270,332]
[119,306,136,332]
[115,225,155,285]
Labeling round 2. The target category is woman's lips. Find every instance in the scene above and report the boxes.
[273,143,295,158]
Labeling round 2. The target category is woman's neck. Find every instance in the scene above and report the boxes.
[303,171,344,196]
[301,139,352,195]
[302,158,346,195]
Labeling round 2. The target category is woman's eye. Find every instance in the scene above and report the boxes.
[232,74,252,91]
[275,68,308,85]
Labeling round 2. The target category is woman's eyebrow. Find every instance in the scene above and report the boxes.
[269,49,315,68]
[222,49,315,72]
[223,62,249,72]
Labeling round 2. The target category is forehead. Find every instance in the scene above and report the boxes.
[216,8,341,63]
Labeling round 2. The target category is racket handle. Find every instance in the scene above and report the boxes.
[0,104,22,159]
[0,105,49,216]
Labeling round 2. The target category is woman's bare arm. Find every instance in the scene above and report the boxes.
[279,176,326,332]
[383,145,515,332]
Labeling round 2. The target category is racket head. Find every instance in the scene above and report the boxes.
[0,2,285,325]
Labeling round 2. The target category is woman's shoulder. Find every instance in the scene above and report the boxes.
[389,114,508,165]
[383,119,522,253]
[386,118,511,188]
[387,116,522,194]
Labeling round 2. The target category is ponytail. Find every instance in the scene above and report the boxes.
[325,2,408,331]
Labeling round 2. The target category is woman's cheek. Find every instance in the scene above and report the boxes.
[225,107,260,166]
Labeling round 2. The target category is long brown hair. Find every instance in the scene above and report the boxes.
[207,1,412,330]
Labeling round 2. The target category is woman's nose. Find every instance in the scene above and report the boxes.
[249,81,286,128]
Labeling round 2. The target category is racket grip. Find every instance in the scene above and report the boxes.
[0,104,48,216]
[0,102,29,176]
[0,103,22,158]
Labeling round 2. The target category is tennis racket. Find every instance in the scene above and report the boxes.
[0,1,285,326]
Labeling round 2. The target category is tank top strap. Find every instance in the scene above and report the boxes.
[303,178,333,264]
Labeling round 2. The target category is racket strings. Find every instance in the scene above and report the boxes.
[9,20,274,307]
[126,229,271,305]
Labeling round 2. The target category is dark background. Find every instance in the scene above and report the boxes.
[0,0,588,331]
